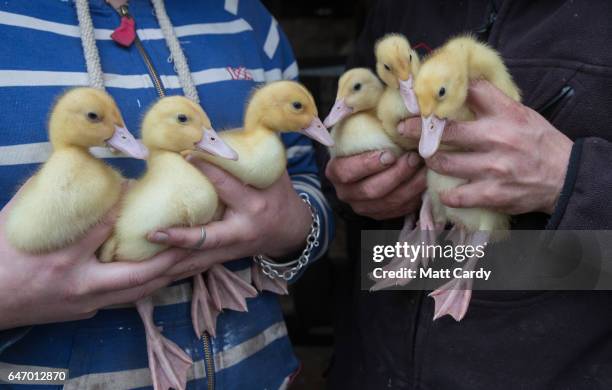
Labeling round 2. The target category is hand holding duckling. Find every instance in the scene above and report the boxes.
[0,87,191,331]
[0,188,189,330]
[325,33,427,221]
[149,161,313,277]
[392,35,563,321]
[151,81,330,291]
[401,80,572,215]
[326,150,425,220]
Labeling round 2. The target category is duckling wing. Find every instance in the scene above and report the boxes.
[331,113,402,158]
[377,88,417,151]
[112,156,219,261]
[5,152,122,253]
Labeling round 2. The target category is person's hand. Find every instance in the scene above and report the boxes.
[325,150,426,220]
[147,160,313,280]
[0,184,191,331]
[400,80,573,215]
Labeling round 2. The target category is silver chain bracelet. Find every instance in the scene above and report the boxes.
[253,193,321,281]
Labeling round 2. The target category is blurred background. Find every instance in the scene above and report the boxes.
[260,1,375,388]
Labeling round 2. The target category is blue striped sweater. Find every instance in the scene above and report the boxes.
[0,0,333,389]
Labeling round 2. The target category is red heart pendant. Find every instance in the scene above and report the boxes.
[111,16,136,47]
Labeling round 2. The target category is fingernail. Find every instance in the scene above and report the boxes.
[397,121,406,135]
[150,232,169,243]
[408,152,421,167]
[379,151,396,166]
[185,154,193,162]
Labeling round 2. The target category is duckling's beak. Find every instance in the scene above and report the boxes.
[196,127,239,161]
[300,116,334,147]
[398,76,419,114]
[323,98,353,128]
[419,115,446,159]
[106,125,148,160]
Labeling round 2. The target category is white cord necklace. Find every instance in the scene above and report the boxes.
[74,0,200,103]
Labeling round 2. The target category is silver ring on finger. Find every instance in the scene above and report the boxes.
[193,226,206,249]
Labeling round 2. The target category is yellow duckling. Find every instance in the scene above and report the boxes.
[413,35,521,321]
[324,67,402,158]
[325,68,427,294]
[5,87,146,254]
[100,96,237,262]
[375,33,421,150]
[100,96,251,390]
[196,80,333,188]
[193,80,333,293]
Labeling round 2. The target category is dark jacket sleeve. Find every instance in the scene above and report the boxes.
[548,137,612,229]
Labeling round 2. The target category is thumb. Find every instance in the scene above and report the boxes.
[466,79,514,116]
[189,159,254,208]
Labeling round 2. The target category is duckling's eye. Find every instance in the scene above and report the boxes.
[438,87,446,98]
[177,114,188,123]
[86,112,100,122]
[292,101,303,110]
[353,83,362,92]
[409,54,412,63]
[383,64,391,71]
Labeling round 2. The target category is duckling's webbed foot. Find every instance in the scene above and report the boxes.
[251,262,289,295]
[414,192,444,269]
[207,264,258,312]
[444,224,467,246]
[429,231,489,321]
[370,214,419,291]
[136,297,193,390]
[398,213,416,239]
[191,273,220,337]
[429,275,474,322]
[418,192,444,254]
[370,196,444,291]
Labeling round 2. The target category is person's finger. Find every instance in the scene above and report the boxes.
[397,117,422,139]
[338,153,422,201]
[350,167,426,217]
[426,151,493,179]
[325,150,397,185]
[439,180,504,210]
[466,79,516,116]
[149,218,243,251]
[397,111,485,150]
[189,159,254,208]
[86,248,189,293]
[439,119,491,150]
[166,247,237,278]
[94,275,174,308]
